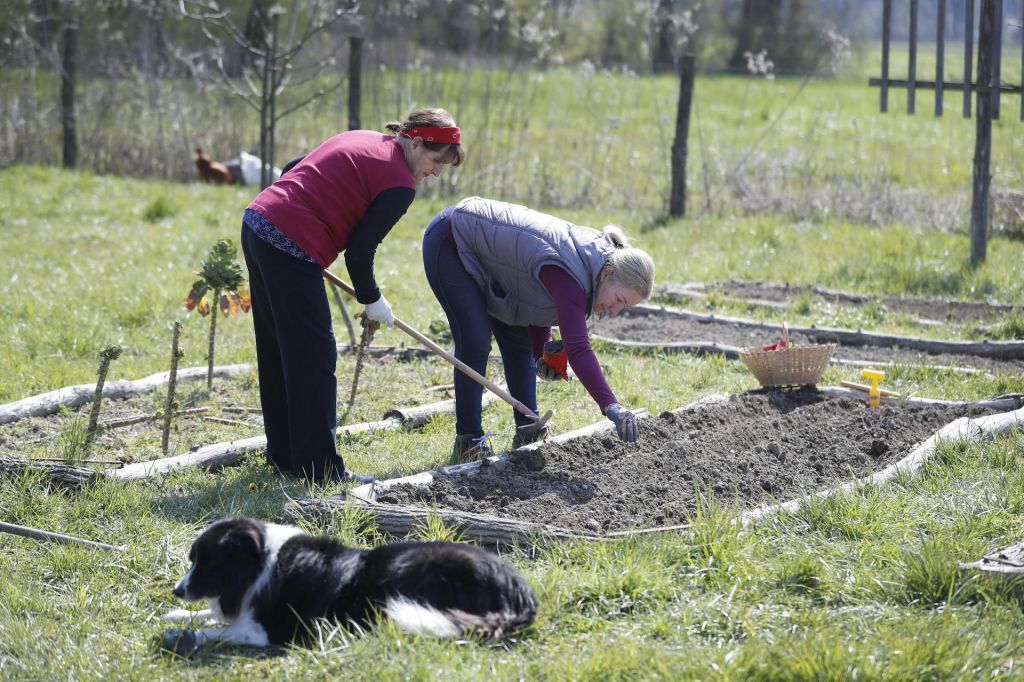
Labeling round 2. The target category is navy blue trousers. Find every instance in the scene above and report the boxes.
[241,223,346,480]
[422,214,538,436]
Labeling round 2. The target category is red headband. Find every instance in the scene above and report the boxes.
[401,126,461,145]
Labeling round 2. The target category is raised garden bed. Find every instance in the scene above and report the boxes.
[660,280,1020,326]
[305,389,1023,543]
[590,305,1024,374]
[0,350,498,487]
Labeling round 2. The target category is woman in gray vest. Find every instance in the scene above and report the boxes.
[423,196,655,462]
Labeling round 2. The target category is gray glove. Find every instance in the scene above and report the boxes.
[604,403,638,442]
[535,357,560,382]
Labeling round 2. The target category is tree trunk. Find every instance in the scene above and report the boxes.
[162,321,183,455]
[652,0,676,74]
[85,347,121,450]
[728,0,783,71]
[266,13,279,179]
[60,21,78,169]
[669,54,695,217]
[207,293,219,389]
[348,36,363,130]
[33,0,56,58]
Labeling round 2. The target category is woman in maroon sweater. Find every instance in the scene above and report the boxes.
[242,108,463,484]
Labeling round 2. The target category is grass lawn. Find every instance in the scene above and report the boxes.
[2,73,1024,679]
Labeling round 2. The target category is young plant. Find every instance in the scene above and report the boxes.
[185,239,251,388]
[83,345,123,451]
[55,407,90,465]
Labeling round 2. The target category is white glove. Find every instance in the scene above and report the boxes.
[364,294,394,328]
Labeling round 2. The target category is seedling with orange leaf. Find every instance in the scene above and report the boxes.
[185,239,251,388]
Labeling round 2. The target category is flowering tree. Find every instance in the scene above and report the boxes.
[185,239,251,388]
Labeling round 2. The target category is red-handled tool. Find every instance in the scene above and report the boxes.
[542,340,570,381]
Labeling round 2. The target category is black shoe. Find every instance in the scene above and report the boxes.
[512,423,550,449]
[451,433,493,464]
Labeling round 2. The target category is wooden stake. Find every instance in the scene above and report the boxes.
[0,521,124,552]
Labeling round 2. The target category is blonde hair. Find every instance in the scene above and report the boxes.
[602,225,655,300]
[385,107,465,167]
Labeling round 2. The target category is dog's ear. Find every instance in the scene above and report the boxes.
[219,522,263,562]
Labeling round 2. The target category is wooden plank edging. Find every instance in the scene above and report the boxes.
[1,393,481,485]
[0,364,252,425]
[591,334,994,376]
[626,303,1024,359]
[0,344,439,427]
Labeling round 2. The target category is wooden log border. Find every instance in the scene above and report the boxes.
[0,343,503,428]
[0,390,503,487]
[0,364,252,425]
[288,391,1024,547]
[591,334,990,376]
[612,303,1024,360]
[659,281,1020,323]
[961,542,1024,579]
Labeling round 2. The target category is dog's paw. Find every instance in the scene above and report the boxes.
[162,629,199,656]
[163,609,195,623]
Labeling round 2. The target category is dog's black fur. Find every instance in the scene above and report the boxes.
[166,517,538,649]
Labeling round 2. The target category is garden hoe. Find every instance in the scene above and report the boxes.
[322,270,553,438]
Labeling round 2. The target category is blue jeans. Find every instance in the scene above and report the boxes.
[422,214,538,436]
[241,221,346,480]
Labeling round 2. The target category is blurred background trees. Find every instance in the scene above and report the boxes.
[2,1,875,86]
[2,0,1018,222]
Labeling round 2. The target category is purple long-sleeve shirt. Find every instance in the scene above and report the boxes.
[528,265,617,410]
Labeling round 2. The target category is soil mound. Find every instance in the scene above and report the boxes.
[379,390,995,533]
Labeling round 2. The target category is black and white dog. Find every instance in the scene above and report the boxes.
[164,517,538,652]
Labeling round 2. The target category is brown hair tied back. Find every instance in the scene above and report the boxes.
[385,107,465,167]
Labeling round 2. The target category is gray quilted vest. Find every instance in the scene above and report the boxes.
[447,197,615,326]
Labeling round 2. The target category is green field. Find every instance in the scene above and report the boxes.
[4,52,1023,219]
[2,63,1024,679]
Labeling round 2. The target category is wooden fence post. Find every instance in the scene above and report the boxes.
[908,0,918,114]
[964,0,975,118]
[348,36,363,131]
[60,23,78,169]
[881,0,891,112]
[936,0,946,117]
[669,54,695,218]
[970,0,997,266]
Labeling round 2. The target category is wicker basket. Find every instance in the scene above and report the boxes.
[739,323,835,388]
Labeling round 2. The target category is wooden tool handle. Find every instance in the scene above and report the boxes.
[0,521,124,551]
[322,270,541,421]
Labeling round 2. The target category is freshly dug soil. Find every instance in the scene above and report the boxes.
[379,390,997,533]
[660,280,1020,325]
[590,307,1024,374]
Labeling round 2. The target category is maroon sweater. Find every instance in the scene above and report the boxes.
[248,131,416,302]
[529,265,617,410]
